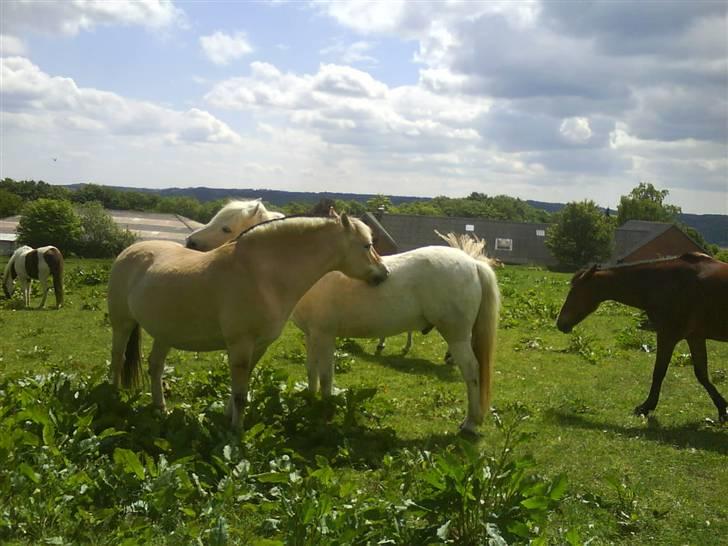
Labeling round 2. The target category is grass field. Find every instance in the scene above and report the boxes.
[1,257,726,545]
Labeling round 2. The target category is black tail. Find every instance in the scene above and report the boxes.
[121,324,143,389]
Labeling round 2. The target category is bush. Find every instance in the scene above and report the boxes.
[75,201,137,257]
[0,188,23,217]
[16,199,82,253]
[546,200,613,270]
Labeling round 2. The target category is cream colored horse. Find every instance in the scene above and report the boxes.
[185,199,284,251]
[107,213,388,428]
[291,246,500,434]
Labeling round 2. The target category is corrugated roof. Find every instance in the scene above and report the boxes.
[369,213,557,265]
[614,220,687,262]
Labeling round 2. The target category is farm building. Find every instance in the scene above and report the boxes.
[613,220,706,264]
[0,210,203,254]
[361,212,557,266]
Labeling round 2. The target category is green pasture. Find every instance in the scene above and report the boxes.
[0,257,726,545]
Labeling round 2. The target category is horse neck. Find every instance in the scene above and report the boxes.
[595,267,650,310]
[239,223,343,306]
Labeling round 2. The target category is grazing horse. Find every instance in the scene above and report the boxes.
[185,199,284,251]
[3,245,64,308]
[556,252,728,422]
[108,213,389,428]
[291,246,500,433]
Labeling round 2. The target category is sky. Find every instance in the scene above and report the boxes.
[1,1,727,215]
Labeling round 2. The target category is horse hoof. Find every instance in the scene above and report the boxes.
[633,405,652,417]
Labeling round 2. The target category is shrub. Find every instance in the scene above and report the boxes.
[546,200,614,270]
[16,198,82,253]
[75,201,137,257]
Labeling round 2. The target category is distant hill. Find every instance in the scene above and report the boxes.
[66,184,728,247]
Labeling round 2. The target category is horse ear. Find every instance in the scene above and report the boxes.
[341,212,352,228]
[328,207,341,220]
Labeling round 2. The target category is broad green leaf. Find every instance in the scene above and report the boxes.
[113,448,145,480]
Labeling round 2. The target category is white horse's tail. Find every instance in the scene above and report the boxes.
[472,261,500,416]
[434,230,502,268]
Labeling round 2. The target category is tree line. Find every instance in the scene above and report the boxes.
[1,178,721,266]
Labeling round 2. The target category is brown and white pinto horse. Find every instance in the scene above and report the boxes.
[3,245,64,308]
[557,252,728,422]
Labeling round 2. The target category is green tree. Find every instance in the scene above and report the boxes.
[546,200,614,269]
[75,201,137,257]
[366,194,393,213]
[617,182,681,225]
[0,188,23,217]
[16,199,82,253]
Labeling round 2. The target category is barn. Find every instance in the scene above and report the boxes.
[361,212,557,266]
[613,220,706,264]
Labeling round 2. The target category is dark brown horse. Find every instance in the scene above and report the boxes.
[556,252,727,422]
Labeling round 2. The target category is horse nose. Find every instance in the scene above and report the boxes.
[556,320,572,334]
[185,238,198,250]
[369,265,389,286]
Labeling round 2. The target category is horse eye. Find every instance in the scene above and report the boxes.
[222,226,232,234]
[364,243,372,250]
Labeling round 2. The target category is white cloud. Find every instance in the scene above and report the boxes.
[1,0,185,36]
[320,40,378,65]
[1,57,240,145]
[200,31,253,66]
[0,34,26,56]
[560,117,593,143]
[205,61,486,155]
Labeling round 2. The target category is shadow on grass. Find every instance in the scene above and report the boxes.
[341,339,458,383]
[547,409,728,455]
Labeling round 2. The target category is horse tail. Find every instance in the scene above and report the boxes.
[121,323,143,389]
[472,261,500,417]
[45,247,64,307]
[435,229,501,268]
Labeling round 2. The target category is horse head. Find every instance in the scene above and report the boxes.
[186,199,282,251]
[556,264,600,333]
[335,212,389,286]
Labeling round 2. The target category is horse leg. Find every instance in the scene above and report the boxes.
[687,337,727,422]
[20,278,30,307]
[634,332,678,417]
[402,332,413,355]
[375,337,386,354]
[37,276,49,309]
[309,334,336,396]
[109,321,136,387]
[226,340,256,429]
[448,338,482,433]
[148,341,171,412]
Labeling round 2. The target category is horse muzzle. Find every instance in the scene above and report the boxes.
[368,265,389,286]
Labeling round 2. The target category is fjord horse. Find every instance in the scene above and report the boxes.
[291,245,500,433]
[3,245,64,308]
[557,252,728,422]
[108,213,388,428]
[185,199,284,251]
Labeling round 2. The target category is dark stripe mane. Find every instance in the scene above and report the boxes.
[232,213,335,242]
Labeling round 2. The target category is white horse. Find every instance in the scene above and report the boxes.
[108,213,388,428]
[291,245,500,433]
[185,199,284,251]
[3,245,64,308]
[375,231,501,357]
